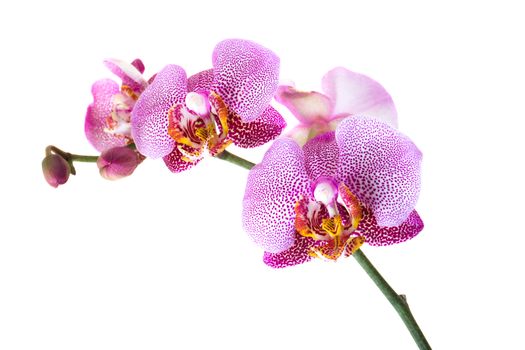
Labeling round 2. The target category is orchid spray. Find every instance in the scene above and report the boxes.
[42,39,431,349]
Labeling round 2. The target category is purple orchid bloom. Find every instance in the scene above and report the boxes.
[276,67,397,145]
[85,59,148,152]
[243,115,423,268]
[130,39,286,173]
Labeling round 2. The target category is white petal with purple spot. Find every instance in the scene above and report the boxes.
[131,65,187,158]
[243,139,310,253]
[336,116,421,226]
[212,39,279,123]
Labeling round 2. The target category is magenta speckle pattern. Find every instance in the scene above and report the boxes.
[163,145,202,173]
[212,39,279,123]
[131,65,188,159]
[243,139,311,253]
[85,79,128,152]
[357,208,424,246]
[263,234,318,268]
[303,131,339,181]
[336,116,422,227]
[228,105,286,148]
[187,69,214,93]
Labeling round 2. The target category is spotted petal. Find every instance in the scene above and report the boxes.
[85,79,128,152]
[243,139,310,253]
[212,39,279,123]
[322,67,397,128]
[357,208,424,246]
[187,69,214,93]
[228,106,286,148]
[104,58,148,93]
[275,85,333,125]
[303,131,339,181]
[163,145,202,173]
[263,234,318,268]
[131,65,187,159]
[336,116,421,227]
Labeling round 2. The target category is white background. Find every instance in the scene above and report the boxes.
[1,1,523,349]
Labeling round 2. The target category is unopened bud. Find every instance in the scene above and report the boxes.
[42,154,71,188]
[97,146,142,180]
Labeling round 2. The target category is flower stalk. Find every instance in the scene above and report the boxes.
[353,249,431,349]
[46,145,99,164]
[217,150,431,350]
[216,150,256,170]
[44,145,99,179]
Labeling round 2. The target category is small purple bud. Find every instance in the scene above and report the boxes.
[97,146,142,180]
[42,154,71,188]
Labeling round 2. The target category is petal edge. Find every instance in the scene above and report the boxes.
[322,67,397,128]
[229,106,286,148]
[336,116,421,226]
[212,39,279,122]
[131,65,187,159]
[243,139,310,253]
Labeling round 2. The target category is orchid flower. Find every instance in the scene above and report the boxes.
[130,39,286,173]
[243,115,423,268]
[85,59,149,152]
[275,67,397,145]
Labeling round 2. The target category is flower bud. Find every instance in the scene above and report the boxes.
[42,154,71,188]
[97,146,142,180]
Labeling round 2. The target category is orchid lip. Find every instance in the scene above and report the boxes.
[167,91,232,163]
[103,90,137,141]
[295,179,364,261]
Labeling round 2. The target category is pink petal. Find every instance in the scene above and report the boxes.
[131,59,145,74]
[322,67,397,128]
[275,85,333,125]
[212,39,279,123]
[187,69,213,93]
[228,106,286,148]
[131,65,187,159]
[302,131,339,181]
[163,146,201,173]
[357,208,424,246]
[263,234,317,268]
[104,58,148,93]
[84,79,128,152]
[336,116,422,227]
[243,139,310,253]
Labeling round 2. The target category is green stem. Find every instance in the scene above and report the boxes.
[46,145,98,163]
[353,249,431,349]
[217,150,431,350]
[70,154,99,162]
[216,150,255,170]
